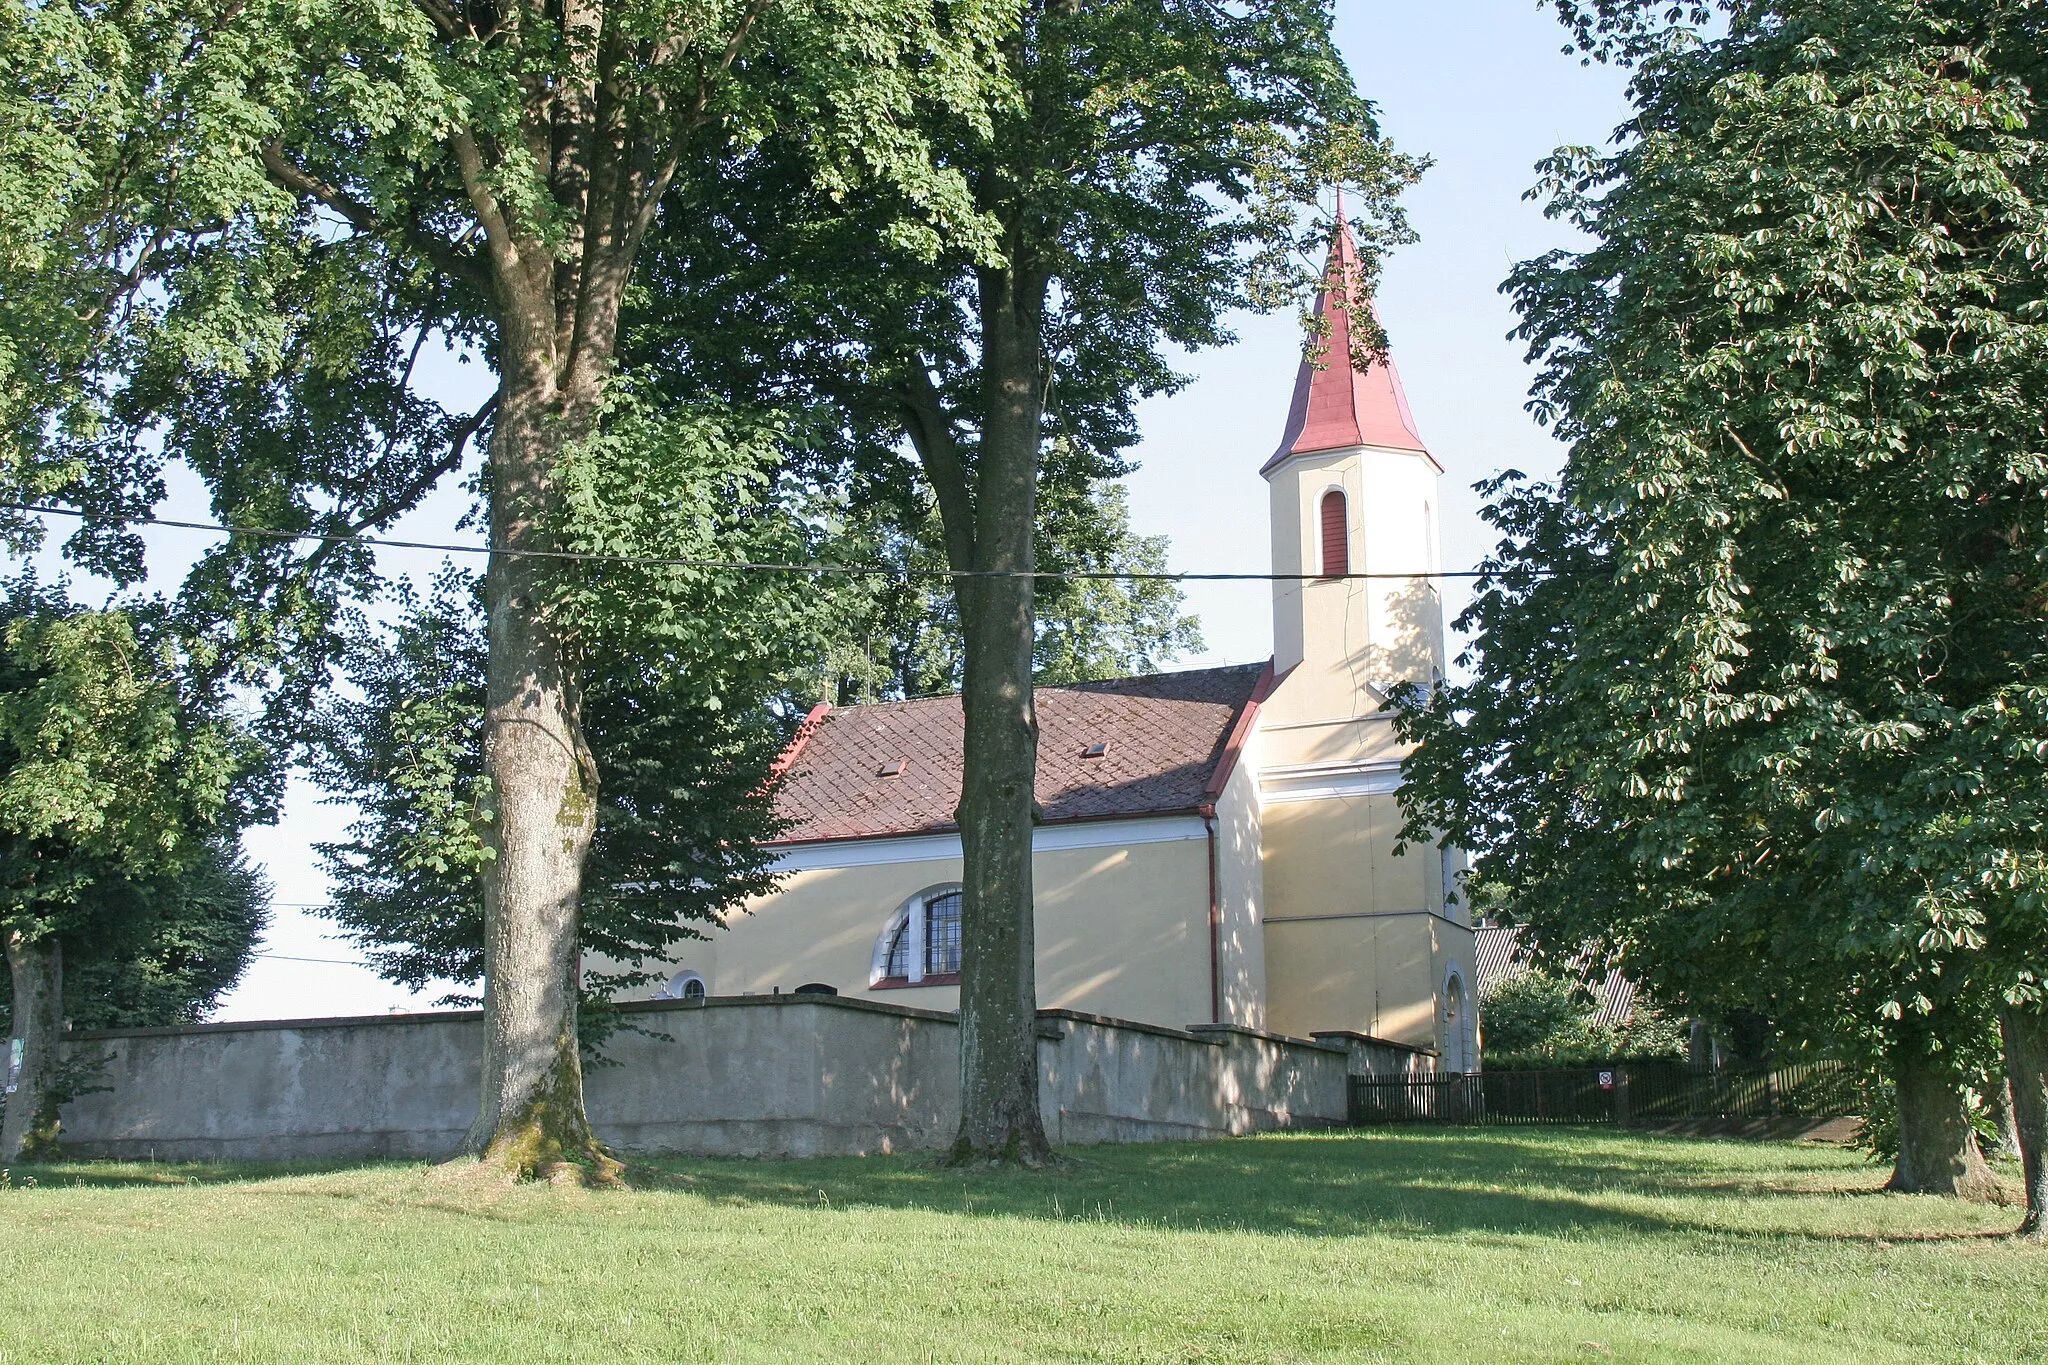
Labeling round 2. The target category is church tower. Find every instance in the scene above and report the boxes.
[1252,205,1476,1067]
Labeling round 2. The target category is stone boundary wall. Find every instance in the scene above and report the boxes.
[51,995,1348,1162]
[1310,1029,1441,1078]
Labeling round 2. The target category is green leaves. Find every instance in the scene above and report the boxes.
[0,580,256,937]
[1401,0,2048,1064]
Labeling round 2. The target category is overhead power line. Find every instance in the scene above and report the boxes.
[4,502,1500,583]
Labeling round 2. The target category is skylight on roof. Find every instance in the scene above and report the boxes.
[877,760,906,778]
[1082,742,1107,759]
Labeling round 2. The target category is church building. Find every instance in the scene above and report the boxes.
[645,216,1478,1069]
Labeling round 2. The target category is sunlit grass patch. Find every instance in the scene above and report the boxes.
[1,1128,2039,1363]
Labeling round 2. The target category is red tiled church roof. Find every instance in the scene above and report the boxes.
[767,663,1270,846]
[1265,192,1429,470]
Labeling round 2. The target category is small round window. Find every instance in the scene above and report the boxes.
[663,971,707,1000]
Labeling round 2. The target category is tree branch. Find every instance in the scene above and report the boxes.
[408,0,465,39]
[261,142,379,232]
[262,142,494,298]
[898,364,978,573]
[78,224,169,327]
[298,391,500,581]
[630,0,771,246]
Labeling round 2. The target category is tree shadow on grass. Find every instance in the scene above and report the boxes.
[1,1158,416,1189]
[628,1127,2007,1244]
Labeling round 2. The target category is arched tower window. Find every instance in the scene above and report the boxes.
[1319,489,1349,578]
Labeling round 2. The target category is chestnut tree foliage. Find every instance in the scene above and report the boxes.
[1399,1,2048,1222]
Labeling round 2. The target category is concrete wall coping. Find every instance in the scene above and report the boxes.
[621,993,964,1026]
[64,1008,486,1042]
[1310,1028,1440,1057]
[1191,1022,1350,1054]
[62,989,970,1043]
[1034,1008,1216,1046]
[65,992,1356,1055]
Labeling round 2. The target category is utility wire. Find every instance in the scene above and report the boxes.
[4,502,1503,583]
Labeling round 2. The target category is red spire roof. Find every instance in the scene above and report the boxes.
[1263,194,1430,472]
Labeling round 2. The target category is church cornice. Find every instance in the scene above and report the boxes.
[1257,758,1404,805]
[1258,440,1446,480]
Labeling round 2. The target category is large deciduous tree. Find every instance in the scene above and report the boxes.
[0,0,280,560]
[93,0,1006,1176]
[1399,0,2048,1221]
[634,0,1416,1163]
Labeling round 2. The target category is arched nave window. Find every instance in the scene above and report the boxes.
[872,885,964,987]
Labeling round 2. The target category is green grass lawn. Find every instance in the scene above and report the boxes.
[0,1128,2038,1364]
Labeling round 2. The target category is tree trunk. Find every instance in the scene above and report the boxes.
[2001,1006,2047,1239]
[1,931,62,1161]
[1987,1070,2023,1161]
[947,268,1052,1165]
[457,374,612,1180]
[1888,1033,1995,1200]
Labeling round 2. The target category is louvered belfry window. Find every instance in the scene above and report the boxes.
[1319,489,1349,578]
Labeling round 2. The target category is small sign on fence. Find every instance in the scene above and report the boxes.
[1598,1070,1614,1091]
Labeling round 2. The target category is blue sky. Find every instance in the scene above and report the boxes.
[118,1,1637,1020]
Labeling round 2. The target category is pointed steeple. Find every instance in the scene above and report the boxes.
[1264,191,1427,472]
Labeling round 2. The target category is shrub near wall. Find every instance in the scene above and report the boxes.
[1480,968,1686,1068]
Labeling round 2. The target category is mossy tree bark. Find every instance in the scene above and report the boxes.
[2001,1006,2047,1239]
[457,364,608,1175]
[1,931,62,1161]
[1986,1072,2023,1160]
[1888,1032,1995,1200]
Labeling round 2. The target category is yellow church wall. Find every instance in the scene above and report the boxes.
[1262,913,1437,1046]
[1257,786,1458,1043]
[1254,709,1407,774]
[1210,745,1267,1029]
[1260,793,1432,927]
[625,824,1218,1027]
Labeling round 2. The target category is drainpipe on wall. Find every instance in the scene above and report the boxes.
[1200,804,1222,1025]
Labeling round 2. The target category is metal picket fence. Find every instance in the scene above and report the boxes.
[1347,1060,1860,1127]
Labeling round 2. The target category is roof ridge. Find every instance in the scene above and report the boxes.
[819,660,1268,714]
